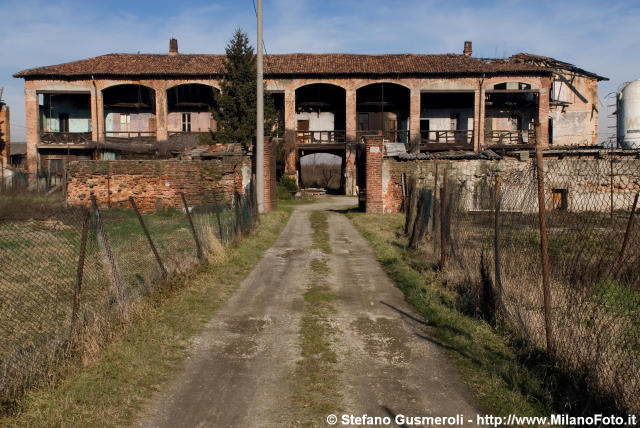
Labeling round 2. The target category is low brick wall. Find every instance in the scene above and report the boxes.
[66,157,252,213]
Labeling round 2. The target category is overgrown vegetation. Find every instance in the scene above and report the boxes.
[293,212,340,425]
[277,175,298,200]
[346,211,555,417]
[0,207,293,427]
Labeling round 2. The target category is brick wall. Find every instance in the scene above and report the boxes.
[365,135,384,213]
[0,104,10,165]
[67,157,251,213]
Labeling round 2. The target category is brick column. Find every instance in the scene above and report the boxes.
[90,86,103,142]
[473,88,481,151]
[25,88,39,176]
[410,88,421,148]
[365,135,383,213]
[155,84,168,141]
[284,89,297,179]
[0,104,10,165]
[344,145,357,196]
[263,137,273,213]
[346,87,357,141]
[478,86,486,149]
[538,84,550,147]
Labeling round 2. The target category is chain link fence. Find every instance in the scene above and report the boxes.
[0,182,258,403]
[405,153,640,416]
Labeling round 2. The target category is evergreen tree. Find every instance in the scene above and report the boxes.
[210,29,276,146]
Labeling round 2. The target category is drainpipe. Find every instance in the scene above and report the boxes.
[477,75,485,151]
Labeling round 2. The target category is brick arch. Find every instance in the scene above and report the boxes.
[293,81,348,92]
[100,82,156,93]
[165,82,221,92]
[487,79,541,90]
[354,80,411,91]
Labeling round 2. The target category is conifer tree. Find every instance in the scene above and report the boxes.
[210,29,276,146]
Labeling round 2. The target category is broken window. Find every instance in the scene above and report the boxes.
[551,189,568,210]
[59,113,69,133]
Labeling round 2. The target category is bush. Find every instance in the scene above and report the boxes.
[278,176,298,200]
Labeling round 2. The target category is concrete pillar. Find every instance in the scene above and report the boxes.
[410,88,421,148]
[365,135,383,213]
[538,85,550,147]
[25,88,39,176]
[346,88,357,141]
[155,84,168,141]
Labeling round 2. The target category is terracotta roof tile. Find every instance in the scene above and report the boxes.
[14,53,560,79]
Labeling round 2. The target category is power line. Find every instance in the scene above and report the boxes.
[251,0,268,55]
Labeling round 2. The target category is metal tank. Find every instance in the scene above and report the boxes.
[618,79,640,149]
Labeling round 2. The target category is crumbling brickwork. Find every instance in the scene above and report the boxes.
[365,136,384,213]
[0,103,10,166]
[66,157,251,213]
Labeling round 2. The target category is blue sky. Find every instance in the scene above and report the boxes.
[1,0,639,140]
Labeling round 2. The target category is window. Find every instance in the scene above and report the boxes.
[120,114,130,132]
[59,113,69,133]
[420,119,430,141]
[182,113,191,132]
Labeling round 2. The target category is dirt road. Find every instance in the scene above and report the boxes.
[138,197,479,427]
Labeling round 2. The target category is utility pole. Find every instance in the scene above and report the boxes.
[256,0,265,214]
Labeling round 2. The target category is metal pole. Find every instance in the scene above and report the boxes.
[129,197,167,279]
[535,143,554,358]
[494,174,502,306]
[91,195,124,302]
[616,192,639,269]
[440,171,447,269]
[256,0,265,214]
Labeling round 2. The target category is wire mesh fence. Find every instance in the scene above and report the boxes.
[405,153,640,415]
[0,181,258,403]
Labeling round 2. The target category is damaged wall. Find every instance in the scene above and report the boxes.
[66,156,251,213]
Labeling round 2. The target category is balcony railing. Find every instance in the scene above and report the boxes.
[39,131,92,145]
[105,131,157,139]
[296,130,346,144]
[356,130,410,143]
[484,130,536,146]
[421,130,474,144]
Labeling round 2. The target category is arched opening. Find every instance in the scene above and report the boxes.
[295,84,346,144]
[420,91,475,149]
[102,84,156,140]
[484,81,539,146]
[166,84,219,135]
[356,83,410,143]
[299,152,344,194]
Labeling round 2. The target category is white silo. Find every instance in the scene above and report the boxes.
[618,79,640,149]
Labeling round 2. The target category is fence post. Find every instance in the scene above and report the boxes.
[440,170,447,269]
[180,192,203,260]
[535,143,554,358]
[213,189,225,242]
[90,194,124,302]
[70,208,90,340]
[129,196,168,279]
[616,191,639,269]
[493,173,503,314]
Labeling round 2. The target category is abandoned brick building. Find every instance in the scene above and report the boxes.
[14,39,607,196]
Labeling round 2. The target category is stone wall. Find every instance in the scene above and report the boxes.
[382,156,640,213]
[66,156,251,213]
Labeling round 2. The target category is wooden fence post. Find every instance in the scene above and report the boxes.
[213,189,225,242]
[494,173,502,302]
[70,208,90,339]
[181,192,203,260]
[440,171,447,269]
[90,194,124,302]
[129,197,168,279]
[616,192,639,269]
[535,143,554,358]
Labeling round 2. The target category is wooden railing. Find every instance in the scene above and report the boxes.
[356,130,410,143]
[105,131,157,139]
[484,130,536,146]
[39,132,92,145]
[421,130,473,144]
[296,130,346,144]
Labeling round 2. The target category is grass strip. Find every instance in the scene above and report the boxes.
[346,211,554,418]
[0,207,293,428]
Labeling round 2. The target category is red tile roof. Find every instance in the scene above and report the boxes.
[13,52,606,80]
